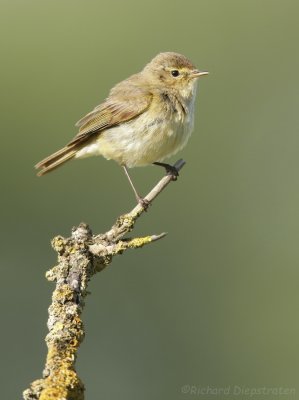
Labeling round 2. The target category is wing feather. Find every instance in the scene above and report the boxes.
[69,87,152,147]
[35,80,153,176]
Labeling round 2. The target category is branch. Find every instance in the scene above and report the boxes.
[23,159,186,400]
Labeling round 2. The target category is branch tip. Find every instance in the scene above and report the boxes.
[151,232,167,241]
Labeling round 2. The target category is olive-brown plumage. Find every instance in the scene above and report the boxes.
[35,52,208,205]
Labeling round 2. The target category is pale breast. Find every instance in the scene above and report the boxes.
[76,90,196,167]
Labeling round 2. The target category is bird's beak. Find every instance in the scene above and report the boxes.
[190,70,209,78]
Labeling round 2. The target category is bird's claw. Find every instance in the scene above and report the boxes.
[153,161,179,181]
[165,165,179,181]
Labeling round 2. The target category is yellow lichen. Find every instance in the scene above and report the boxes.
[54,285,74,302]
[42,343,84,399]
[117,213,136,230]
[51,236,66,253]
[127,236,152,248]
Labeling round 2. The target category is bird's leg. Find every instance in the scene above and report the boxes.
[153,161,179,181]
[122,166,150,209]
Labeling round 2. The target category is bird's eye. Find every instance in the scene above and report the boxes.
[171,70,180,77]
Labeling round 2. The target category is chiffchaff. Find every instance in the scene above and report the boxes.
[35,52,208,206]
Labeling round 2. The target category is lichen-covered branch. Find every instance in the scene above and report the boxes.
[23,159,185,400]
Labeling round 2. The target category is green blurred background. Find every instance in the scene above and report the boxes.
[1,0,299,399]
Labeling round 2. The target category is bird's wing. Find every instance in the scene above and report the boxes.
[68,87,152,147]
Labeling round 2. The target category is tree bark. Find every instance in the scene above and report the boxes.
[23,159,185,400]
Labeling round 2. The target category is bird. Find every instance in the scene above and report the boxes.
[35,52,208,207]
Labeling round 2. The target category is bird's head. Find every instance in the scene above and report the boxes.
[143,52,208,99]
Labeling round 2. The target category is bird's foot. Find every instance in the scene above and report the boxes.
[165,165,179,181]
[153,162,179,181]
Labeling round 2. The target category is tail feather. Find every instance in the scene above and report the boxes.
[35,146,77,176]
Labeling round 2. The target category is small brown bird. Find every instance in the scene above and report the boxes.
[35,52,208,206]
